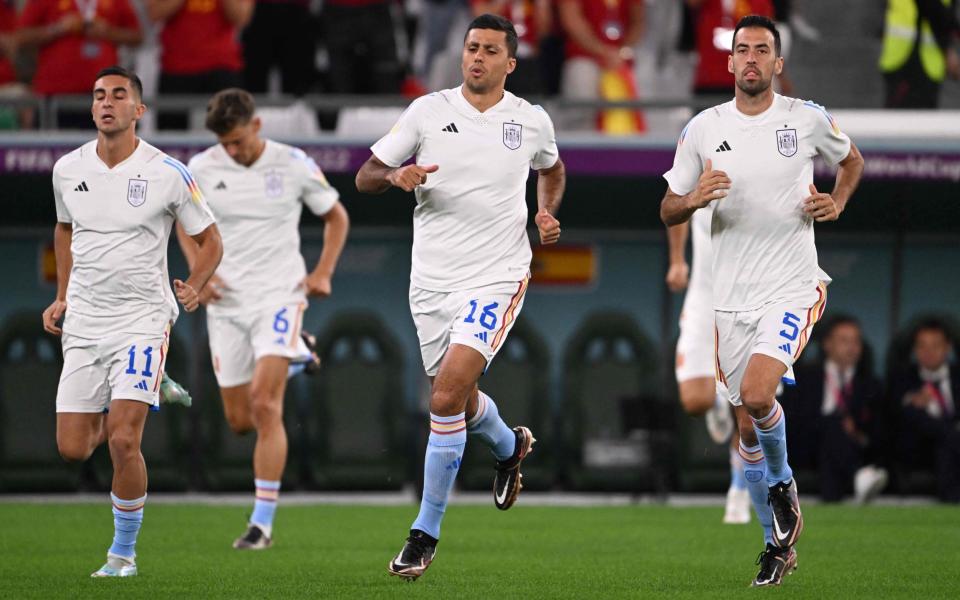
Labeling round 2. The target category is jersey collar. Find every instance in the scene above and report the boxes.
[454,85,510,116]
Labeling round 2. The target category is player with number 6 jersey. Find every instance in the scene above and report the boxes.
[43,67,222,578]
[660,16,864,587]
[179,88,349,550]
[357,13,566,582]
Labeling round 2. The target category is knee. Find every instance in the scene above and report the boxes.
[57,438,94,463]
[739,382,774,416]
[679,393,712,416]
[250,392,282,428]
[430,387,465,417]
[107,429,140,461]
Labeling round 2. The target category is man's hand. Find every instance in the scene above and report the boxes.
[386,164,439,192]
[56,13,84,36]
[535,209,561,244]
[908,388,933,410]
[42,299,67,335]
[303,271,332,298]
[84,18,112,40]
[198,274,226,305]
[693,159,731,209]
[666,261,689,292]
[803,183,841,222]
[174,279,199,312]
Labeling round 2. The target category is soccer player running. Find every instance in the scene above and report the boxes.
[356,13,565,581]
[178,89,349,550]
[42,66,223,577]
[660,16,864,587]
[666,208,750,525]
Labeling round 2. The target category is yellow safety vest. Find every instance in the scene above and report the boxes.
[879,0,950,81]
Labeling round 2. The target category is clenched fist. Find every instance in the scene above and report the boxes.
[387,164,439,192]
[535,209,561,244]
[693,159,731,209]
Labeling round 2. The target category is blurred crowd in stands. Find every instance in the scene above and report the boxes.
[0,0,957,130]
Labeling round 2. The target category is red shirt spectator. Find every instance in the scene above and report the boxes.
[559,0,644,63]
[0,0,17,85]
[690,0,773,92]
[17,0,142,95]
[471,0,545,58]
[156,0,245,74]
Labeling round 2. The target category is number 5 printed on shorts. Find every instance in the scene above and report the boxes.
[778,312,801,355]
[464,300,500,344]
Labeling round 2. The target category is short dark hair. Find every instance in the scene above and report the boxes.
[914,317,951,342]
[94,66,143,101]
[822,314,862,339]
[465,13,518,58]
[205,88,256,136]
[733,15,781,56]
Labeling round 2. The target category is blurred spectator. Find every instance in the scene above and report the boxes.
[242,0,315,95]
[557,0,645,132]
[686,0,773,96]
[0,0,25,129]
[879,0,960,108]
[890,319,960,502]
[471,0,551,95]
[322,0,402,94]
[16,0,142,103]
[148,0,253,128]
[781,316,887,503]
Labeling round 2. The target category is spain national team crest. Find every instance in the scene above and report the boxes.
[265,170,283,198]
[127,179,147,207]
[776,129,798,157]
[503,122,522,150]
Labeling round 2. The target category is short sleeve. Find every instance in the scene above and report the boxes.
[163,157,215,235]
[804,101,851,167]
[292,149,340,216]
[52,166,71,223]
[370,98,425,167]
[530,105,559,170]
[662,117,704,196]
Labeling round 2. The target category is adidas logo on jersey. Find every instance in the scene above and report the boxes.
[214,181,227,190]
[715,141,732,152]
[779,343,792,354]
[442,123,459,133]
[74,181,89,192]
[474,331,488,343]
[134,380,149,391]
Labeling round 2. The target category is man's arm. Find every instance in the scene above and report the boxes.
[558,0,624,68]
[173,224,223,312]
[42,222,72,335]
[304,202,350,297]
[86,18,143,46]
[803,142,864,221]
[16,14,83,48]
[660,159,729,226]
[665,222,690,292]
[222,0,254,28]
[535,158,565,244]
[146,0,187,22]
[355,155,438,194]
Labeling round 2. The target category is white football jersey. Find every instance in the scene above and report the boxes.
[686,203,714,305]
[53,139,216,338]
[663,94,851,312]
[371,86,559,292]
[188,140,340,317]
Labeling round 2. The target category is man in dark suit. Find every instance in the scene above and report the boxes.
[781,316,887,502]
[890,318,960,503]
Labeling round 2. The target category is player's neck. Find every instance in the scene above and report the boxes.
[96,130,139,169]
[243,139,267,167]
[734,88,775,116]
[461,84,505,113]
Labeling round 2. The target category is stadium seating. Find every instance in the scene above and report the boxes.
[458,316,555,491]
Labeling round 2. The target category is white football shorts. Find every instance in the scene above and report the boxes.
[675,285,716,383]
[715,282,828,406]
[410,277,529,376]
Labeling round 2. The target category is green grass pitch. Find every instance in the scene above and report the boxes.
[0,503,956,598]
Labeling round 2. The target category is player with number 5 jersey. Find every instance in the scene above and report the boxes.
[43,67,222,578]
[357,13,566,582]
[660,16,864,588]
[179,88,349,550]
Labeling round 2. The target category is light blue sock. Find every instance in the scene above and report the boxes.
[411,413,467,540]
[466,392,516,462]
[730,447,747,490]
[740,442,773,546]
[251,479,281,533]
[108,493,145,558]
[751,401,793,486]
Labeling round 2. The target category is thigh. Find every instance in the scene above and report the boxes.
[250,301,307,363]
[448,277,529,374]
[251,355,291,404]
[56,411,106,450]
[106,398,149,440]
[209,313,255,387]
[104,330,170,408]
[57,339,111,413]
